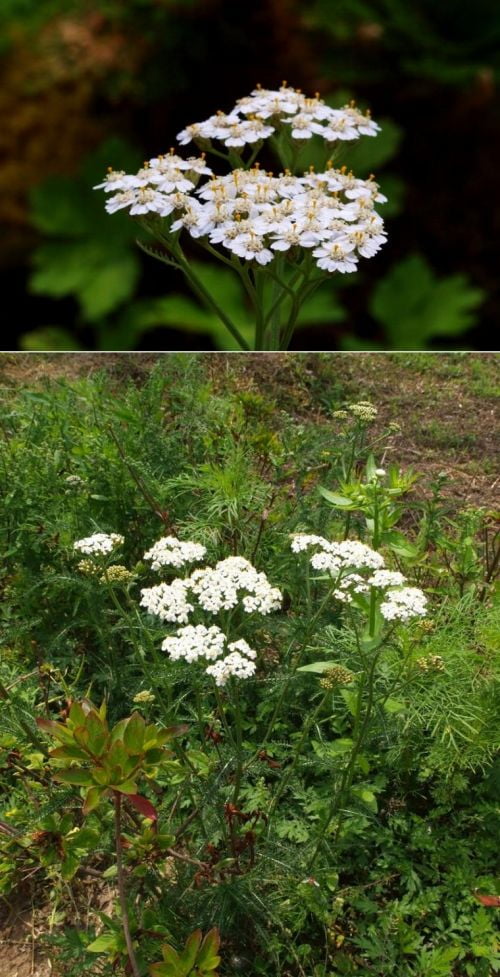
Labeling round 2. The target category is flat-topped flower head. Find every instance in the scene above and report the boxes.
[74,532,124,556]
[140,579,193,624]
[144,536,207,572]
[291,533,427,616]
[188,556,282,615]
[160,624,259,685]
[162,624,226,663]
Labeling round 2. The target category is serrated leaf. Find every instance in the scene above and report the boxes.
[370,254,484,348]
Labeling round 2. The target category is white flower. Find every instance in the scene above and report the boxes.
[291,533,330,553]
[188,556,282,615]
[144,536,206,571]
[313,241,359,274]
[206,651,257,686]
[73,533,124,555]
[140,579,193,624]
[162,624,226,662]
[380,587,428,621]
[368,570,406,589]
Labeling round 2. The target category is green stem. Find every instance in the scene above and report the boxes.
[176,254,251,350]
[114,792,141,977]
[307,647,381,871]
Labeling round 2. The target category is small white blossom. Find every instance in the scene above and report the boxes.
[162,624,226,662]
[144,536,207,571]
[74,533,124,555]
[206,651,257,686]
[380,587,428,621]
[188,556,282,615]
[140,579,193,624]
[368,569,406,589]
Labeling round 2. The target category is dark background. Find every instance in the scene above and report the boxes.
[2,0,500,350]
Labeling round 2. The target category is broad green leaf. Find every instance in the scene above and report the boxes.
[383,698,406,714]
[83,786,103,814]
[370,254,484,348]
[123,713,146,754]
[87,933,119,954]
[78,252,140,321]
[318,487,354,507]
[179,930,202,974]
[196,929,221,970]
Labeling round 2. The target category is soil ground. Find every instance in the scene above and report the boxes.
[1,351,498,507]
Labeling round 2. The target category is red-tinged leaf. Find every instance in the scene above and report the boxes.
[36,718,73,742]
[474,892,500,907]
[127,794,158,821]
[160,724,190,741]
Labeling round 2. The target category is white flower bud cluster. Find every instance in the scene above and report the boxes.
[177,85,379,148]
[291,534,427,618]
[347,401,378,421]
[161,626,257,686]
[140,579,194,624]
[73,533,124,555]
[144,535,207,571]
[188,557,282,614]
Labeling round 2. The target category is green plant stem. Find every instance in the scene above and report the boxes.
[231,684,244,806]
[176,254,251,350]
[306,644,382,871]
[114,792,141,977]
[245,583,338,771]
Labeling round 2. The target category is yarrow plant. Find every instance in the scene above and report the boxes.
[94,84,388,349]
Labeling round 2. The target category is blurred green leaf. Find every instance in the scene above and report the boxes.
[369,254,485,347]
[28,138,143,324]
[19,327,82,351]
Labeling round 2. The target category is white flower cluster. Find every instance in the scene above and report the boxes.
[380,587,428,621]
[99,161,386,274]
[291,534,427,620]
[162,624,226,662]
[206,650,256,687]
[177,84,379,148]
[161,625,257,685]
[141,556,281,623]
[189,556,282,614]
[140,579,194,624]
[94,150,212,217]
[144,535,207,571]
[95,85,387,275]
[73,533,124,556]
